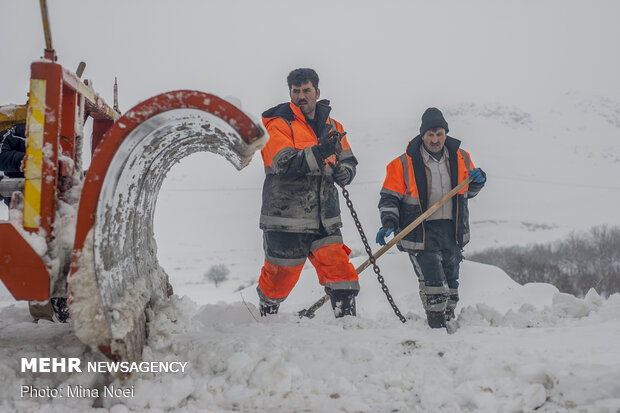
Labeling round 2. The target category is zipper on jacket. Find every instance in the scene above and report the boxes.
[420,204,426,249]
[455,195,459,243]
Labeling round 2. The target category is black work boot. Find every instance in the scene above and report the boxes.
[259,302,279,317]
[426,311,446,329]
[325,288,358,318]
[51,297,70,323]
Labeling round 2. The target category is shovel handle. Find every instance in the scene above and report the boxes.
[355,177,472,274]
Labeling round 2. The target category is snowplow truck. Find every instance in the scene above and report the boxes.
[0,54,265,363]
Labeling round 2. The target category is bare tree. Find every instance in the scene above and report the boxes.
[468,225,620,297]
[205,264,230,288]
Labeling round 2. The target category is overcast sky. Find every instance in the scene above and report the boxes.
[2,0,619,123]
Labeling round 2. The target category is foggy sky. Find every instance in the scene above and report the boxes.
[2,0,619,123]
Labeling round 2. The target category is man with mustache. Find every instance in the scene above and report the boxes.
[257,68,359,318]
[376,108,486,328]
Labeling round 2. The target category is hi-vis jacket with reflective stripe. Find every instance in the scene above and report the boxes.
[260,100,357,234]
[379,135,485,251]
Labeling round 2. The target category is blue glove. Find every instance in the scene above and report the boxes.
[468,168,486,183]
[376,227,394,246]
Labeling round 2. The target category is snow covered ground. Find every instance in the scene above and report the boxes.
[1,95,620,412]
[1,257,620,412]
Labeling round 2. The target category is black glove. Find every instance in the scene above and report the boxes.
[315,136,339,160]
[333,165,351,186]
[315,130,345,160]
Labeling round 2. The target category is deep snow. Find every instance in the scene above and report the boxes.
[1,257,620,412]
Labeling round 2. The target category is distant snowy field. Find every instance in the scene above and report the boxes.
[1,95,620,412]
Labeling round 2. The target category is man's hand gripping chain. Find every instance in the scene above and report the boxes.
[323,130,348,185]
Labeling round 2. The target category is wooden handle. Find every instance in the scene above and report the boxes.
[355,177,472,274]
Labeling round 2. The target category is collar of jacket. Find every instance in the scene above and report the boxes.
[405,134,462,211]
[262,100,333,135]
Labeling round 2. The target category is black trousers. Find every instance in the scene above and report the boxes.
[408,219,463,313]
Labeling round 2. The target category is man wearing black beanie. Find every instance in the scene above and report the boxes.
[376,107,486,329]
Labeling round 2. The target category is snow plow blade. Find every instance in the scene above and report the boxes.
[68,91,265,363]
[0,222,50,301]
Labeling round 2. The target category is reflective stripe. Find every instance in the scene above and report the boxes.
[402,196,420,205]
[398,239,424,251]
[271,148,295,174]
[304,146,321,174]
[260,215,317,230]
[310,235,343,252]
[265,254,307,267]
[379,206,399,215]
[324,280,360,291]
[264,166,275,174]
[410,254,428,311]
[425,285,449,294]
[426,302,446,312]
[410,253,424,281]
[380,187,404,199]
[459,149,471,170]
[399,154,411,197]
[322,216,342,228]
[23,78,46,229]
[338,149,354,160]
[447,287,459,308]
[280,117,295,144]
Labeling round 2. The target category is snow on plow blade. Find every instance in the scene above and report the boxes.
[69,91,265,363]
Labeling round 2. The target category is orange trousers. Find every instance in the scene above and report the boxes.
[258,231,359,302]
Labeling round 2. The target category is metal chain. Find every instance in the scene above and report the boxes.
[339,184,407,323]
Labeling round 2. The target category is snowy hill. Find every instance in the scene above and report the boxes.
[153,92,620,288]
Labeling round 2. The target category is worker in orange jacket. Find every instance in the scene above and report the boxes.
[257,68,359,317]
[376,108,486,328]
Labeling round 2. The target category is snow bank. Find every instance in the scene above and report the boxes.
[3,264,620,412]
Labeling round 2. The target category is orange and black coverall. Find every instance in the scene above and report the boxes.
[379,135,485,313]
[258,99,359,305]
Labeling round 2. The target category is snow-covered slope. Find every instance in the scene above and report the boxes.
[1,257,619,412]
[153,93,620,295]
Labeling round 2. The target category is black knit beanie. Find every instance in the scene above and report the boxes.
[419,107,449,136]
